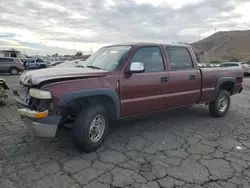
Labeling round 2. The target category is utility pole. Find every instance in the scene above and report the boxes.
[73,36,75,55]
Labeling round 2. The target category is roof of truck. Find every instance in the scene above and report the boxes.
[104,42,191,48]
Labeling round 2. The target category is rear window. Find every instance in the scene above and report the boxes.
[0,58,14,62]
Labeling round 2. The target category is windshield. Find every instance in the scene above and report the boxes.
[79,45,132,70]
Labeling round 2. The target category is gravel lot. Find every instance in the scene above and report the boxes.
[1,72,250,188]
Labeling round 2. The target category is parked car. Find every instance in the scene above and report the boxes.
[25,57,50,69]
[14,43,243,152]
[49,61,63,67]
[53,60,79,68]
[51,60,87,68]
[0,57,24,75]
[220,62,250,75]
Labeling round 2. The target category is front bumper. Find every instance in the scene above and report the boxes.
[20,115,61,137]
[13,90,61,138]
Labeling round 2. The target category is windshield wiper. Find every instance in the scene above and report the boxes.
[76,65,85,68]
[86,65,101,69]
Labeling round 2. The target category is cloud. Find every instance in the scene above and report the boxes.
[0,0,249,55]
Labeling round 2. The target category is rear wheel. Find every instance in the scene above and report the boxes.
[10,68,19,75]
[72,104,110,152]
[209,90,230,117]
[39,65,46,69]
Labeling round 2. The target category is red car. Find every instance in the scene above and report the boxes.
[14,43,243,152]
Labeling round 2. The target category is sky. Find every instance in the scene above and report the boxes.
[0,0,249,55]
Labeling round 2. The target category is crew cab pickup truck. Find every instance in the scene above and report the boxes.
[14,43,243,152]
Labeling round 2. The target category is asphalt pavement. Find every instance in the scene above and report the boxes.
[1,72,250,188]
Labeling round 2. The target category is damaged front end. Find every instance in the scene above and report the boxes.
[13,86,61,138]
[0,78,9,104]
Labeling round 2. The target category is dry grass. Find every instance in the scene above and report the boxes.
[191,30,250,62]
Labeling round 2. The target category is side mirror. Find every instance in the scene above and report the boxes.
[128,62,145,73]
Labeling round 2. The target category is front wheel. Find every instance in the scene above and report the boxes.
[209,90,230,117]
[72,104,110,152]
[0,85,7,106]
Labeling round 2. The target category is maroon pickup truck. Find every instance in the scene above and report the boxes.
[14,43,243,152]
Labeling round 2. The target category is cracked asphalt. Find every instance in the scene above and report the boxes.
[1,73,250,188]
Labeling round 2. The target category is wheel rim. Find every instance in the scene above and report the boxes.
[11,69,18,75]
[218,96,228,112]
[89,115,105,143]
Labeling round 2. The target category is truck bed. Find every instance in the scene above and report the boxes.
[199,67,243,103]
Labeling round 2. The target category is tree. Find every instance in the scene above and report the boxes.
[210,60,220,64]
[76,51,83,56]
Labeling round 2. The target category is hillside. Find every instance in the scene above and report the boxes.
[191,30,250,62]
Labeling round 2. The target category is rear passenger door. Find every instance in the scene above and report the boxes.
[165,46,201,108]
[27,60,36,68]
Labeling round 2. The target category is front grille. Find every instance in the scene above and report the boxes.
[28,97,52,112]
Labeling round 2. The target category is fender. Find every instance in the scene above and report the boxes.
[57,88,121,118]
[215,77,236,97]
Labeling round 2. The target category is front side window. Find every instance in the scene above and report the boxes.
[130,47,164,72]
[80,45,132,71]
[166,47,194,70]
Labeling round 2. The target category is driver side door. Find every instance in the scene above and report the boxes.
[119,46,170,118]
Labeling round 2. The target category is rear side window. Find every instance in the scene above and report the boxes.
[0,58,14,63]
[166,47,194,70]
[37,59,45,62]
[220,63,239,67]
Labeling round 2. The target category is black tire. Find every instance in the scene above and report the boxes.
[209,90,230,117]
[10,67,19,75]
[72,104,110,152]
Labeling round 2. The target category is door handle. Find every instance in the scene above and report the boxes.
[161,77,168,83]
[190,75,196,80]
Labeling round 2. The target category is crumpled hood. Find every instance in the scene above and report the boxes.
[20,67,109,85]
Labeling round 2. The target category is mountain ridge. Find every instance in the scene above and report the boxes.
[190,30,250,62]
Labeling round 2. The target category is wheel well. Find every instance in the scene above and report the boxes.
[61,95,117,120]
[219,81,234,95]
[9,67,19,73]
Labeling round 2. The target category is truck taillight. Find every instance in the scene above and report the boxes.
[18,61,23,65]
